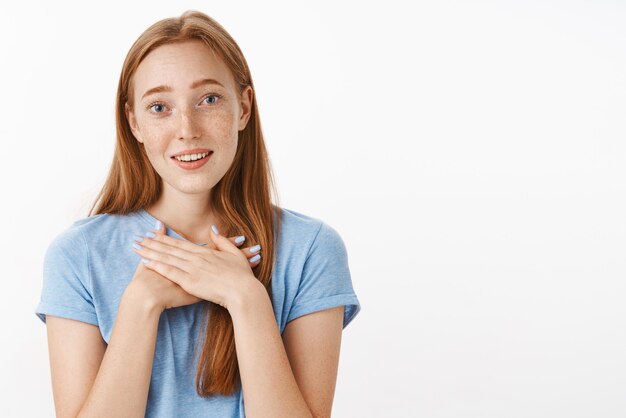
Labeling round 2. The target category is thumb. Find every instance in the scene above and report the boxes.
[210,224,240,255]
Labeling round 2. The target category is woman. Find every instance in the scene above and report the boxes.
[35,9,360,418]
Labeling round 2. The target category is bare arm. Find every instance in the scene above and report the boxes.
[72,288,161,418]
[281,305,344,418]
[229,281,344,418]
[45,317,106,418]
[229,282,312,418]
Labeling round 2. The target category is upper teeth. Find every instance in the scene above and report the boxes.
[175,152,210,162]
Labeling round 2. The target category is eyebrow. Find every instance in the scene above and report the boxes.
[141,78,225,100]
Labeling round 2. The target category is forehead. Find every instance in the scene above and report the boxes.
[132,40,234,96]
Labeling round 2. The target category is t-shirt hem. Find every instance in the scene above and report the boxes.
[286,293,361,330]
[35,301,99,326]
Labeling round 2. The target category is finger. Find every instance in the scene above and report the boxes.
[140,256,193,289]
[134,218,207,259]
[136,218,166,269]
[134,235,197,262]
[248,253,262,266]
[244,244,262,258]
[154,218,166,235]
[148,230,213,256]
[210,225,241,256]
[229,235,246,247]
[132,244,194,274]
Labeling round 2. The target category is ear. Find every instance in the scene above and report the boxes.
[238,85,253,131]
[125,102,143,143]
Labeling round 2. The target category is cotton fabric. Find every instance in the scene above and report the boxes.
[35,207,361,417]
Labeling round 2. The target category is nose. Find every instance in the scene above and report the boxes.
[175,107,202,140]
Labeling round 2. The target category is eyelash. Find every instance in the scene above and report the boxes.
[145,93,223,114]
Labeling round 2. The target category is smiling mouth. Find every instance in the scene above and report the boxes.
[169,151,213,170]
[171,151,213,162]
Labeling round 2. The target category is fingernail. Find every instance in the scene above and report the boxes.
[249,244,261,254]
[155,220,162,230]
[235,235,245,244]
[132,242,142,250]
[211,225,219,235]
[142,258,149,264]
[133,235,143,242]
[145,231,156,238]
[249,254,261,263]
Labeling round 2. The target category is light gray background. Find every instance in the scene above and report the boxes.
[1,0,625,417]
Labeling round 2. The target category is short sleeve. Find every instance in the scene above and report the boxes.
[286,222,361,329]
[34,226,98,326]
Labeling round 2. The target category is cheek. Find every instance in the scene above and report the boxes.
[210,111,239,147]
[137,108,238,151]
[142,135,169,159]
[136,116,170,146]
[212,108,237,131]
[137,134,169,169]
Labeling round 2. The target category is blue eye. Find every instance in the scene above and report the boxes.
[149,103,166,113]
[145,94,221,115]
[203,94,221,105]
[145,101,167,113]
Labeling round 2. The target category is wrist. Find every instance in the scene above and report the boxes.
[123,282,164,317]
[226,276,267,316]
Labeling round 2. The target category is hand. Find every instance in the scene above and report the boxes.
[132,221,262,311]
[126,222,204,312]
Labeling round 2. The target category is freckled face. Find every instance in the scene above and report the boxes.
[126,40,252,194]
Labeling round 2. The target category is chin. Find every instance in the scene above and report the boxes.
[162,178,214,194]
[178,183,214,194]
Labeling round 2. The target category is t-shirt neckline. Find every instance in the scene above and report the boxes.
[136,208,209,246]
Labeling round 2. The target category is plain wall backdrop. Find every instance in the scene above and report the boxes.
[1,0,625,417]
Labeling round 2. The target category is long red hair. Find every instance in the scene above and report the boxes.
[88,10,281,397]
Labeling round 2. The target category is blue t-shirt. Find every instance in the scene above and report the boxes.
[35,207,361,418]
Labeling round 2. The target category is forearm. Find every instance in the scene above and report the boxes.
[77,289,162,418]
[229,281,313,418]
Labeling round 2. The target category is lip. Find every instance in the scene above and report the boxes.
[171,151,213,171]
[170,148,212,158]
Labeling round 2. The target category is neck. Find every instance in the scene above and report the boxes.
[146,186,223,245]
